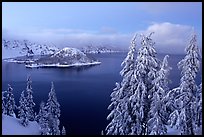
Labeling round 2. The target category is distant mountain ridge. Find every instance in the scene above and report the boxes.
[2,39,125,59]
[80,45,122,54]
[2,39,59,59]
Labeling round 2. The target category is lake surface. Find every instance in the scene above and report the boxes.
[2,53,202,135]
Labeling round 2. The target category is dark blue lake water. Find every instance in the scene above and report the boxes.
[2,53,202,135]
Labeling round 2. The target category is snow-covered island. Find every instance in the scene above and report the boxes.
[25,47,101,68]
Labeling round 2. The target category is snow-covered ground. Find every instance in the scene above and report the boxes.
[166,125,180,135]
[25,61,101,68]
[2,114,40,135]
[52,47,86,58]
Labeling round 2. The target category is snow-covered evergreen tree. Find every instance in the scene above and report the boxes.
[18,90,29,126]
[106,32,164,135]
[129,32,161,135]
[2,91,6,114]
[101,130,104,135]
[153,55,171,123]
[169,33,201,135]
[38,101,50,135]
[155,55,171,93]
[197,83,202,127]
[106,34,137,135]
[34,112,37,121]
[25,76,35,121]
[194,83,202,134]
[128,81,146,135]
[61,126,66,135]
[147,86,167,135]
[5,84,16,117]
[106,82,123,135]
[147,55,171,135]
[46,82,61,135]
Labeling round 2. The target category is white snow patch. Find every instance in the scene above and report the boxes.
[52,47,86,58]
[2,114,41,135]
[166,125,181,135]
[3,58,35,63]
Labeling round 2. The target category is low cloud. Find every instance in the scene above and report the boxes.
[2,28,131,50]
[2,22,201,54]
[140,22,196,54]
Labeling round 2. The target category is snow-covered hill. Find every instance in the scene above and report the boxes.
[25,47,101,68]
[52,47,86,58]
[2,114,40,135]
[2,39,59,59]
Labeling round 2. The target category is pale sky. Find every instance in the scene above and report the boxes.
[2,2,202,54]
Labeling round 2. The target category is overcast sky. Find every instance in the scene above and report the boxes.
[2,2,202,54]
